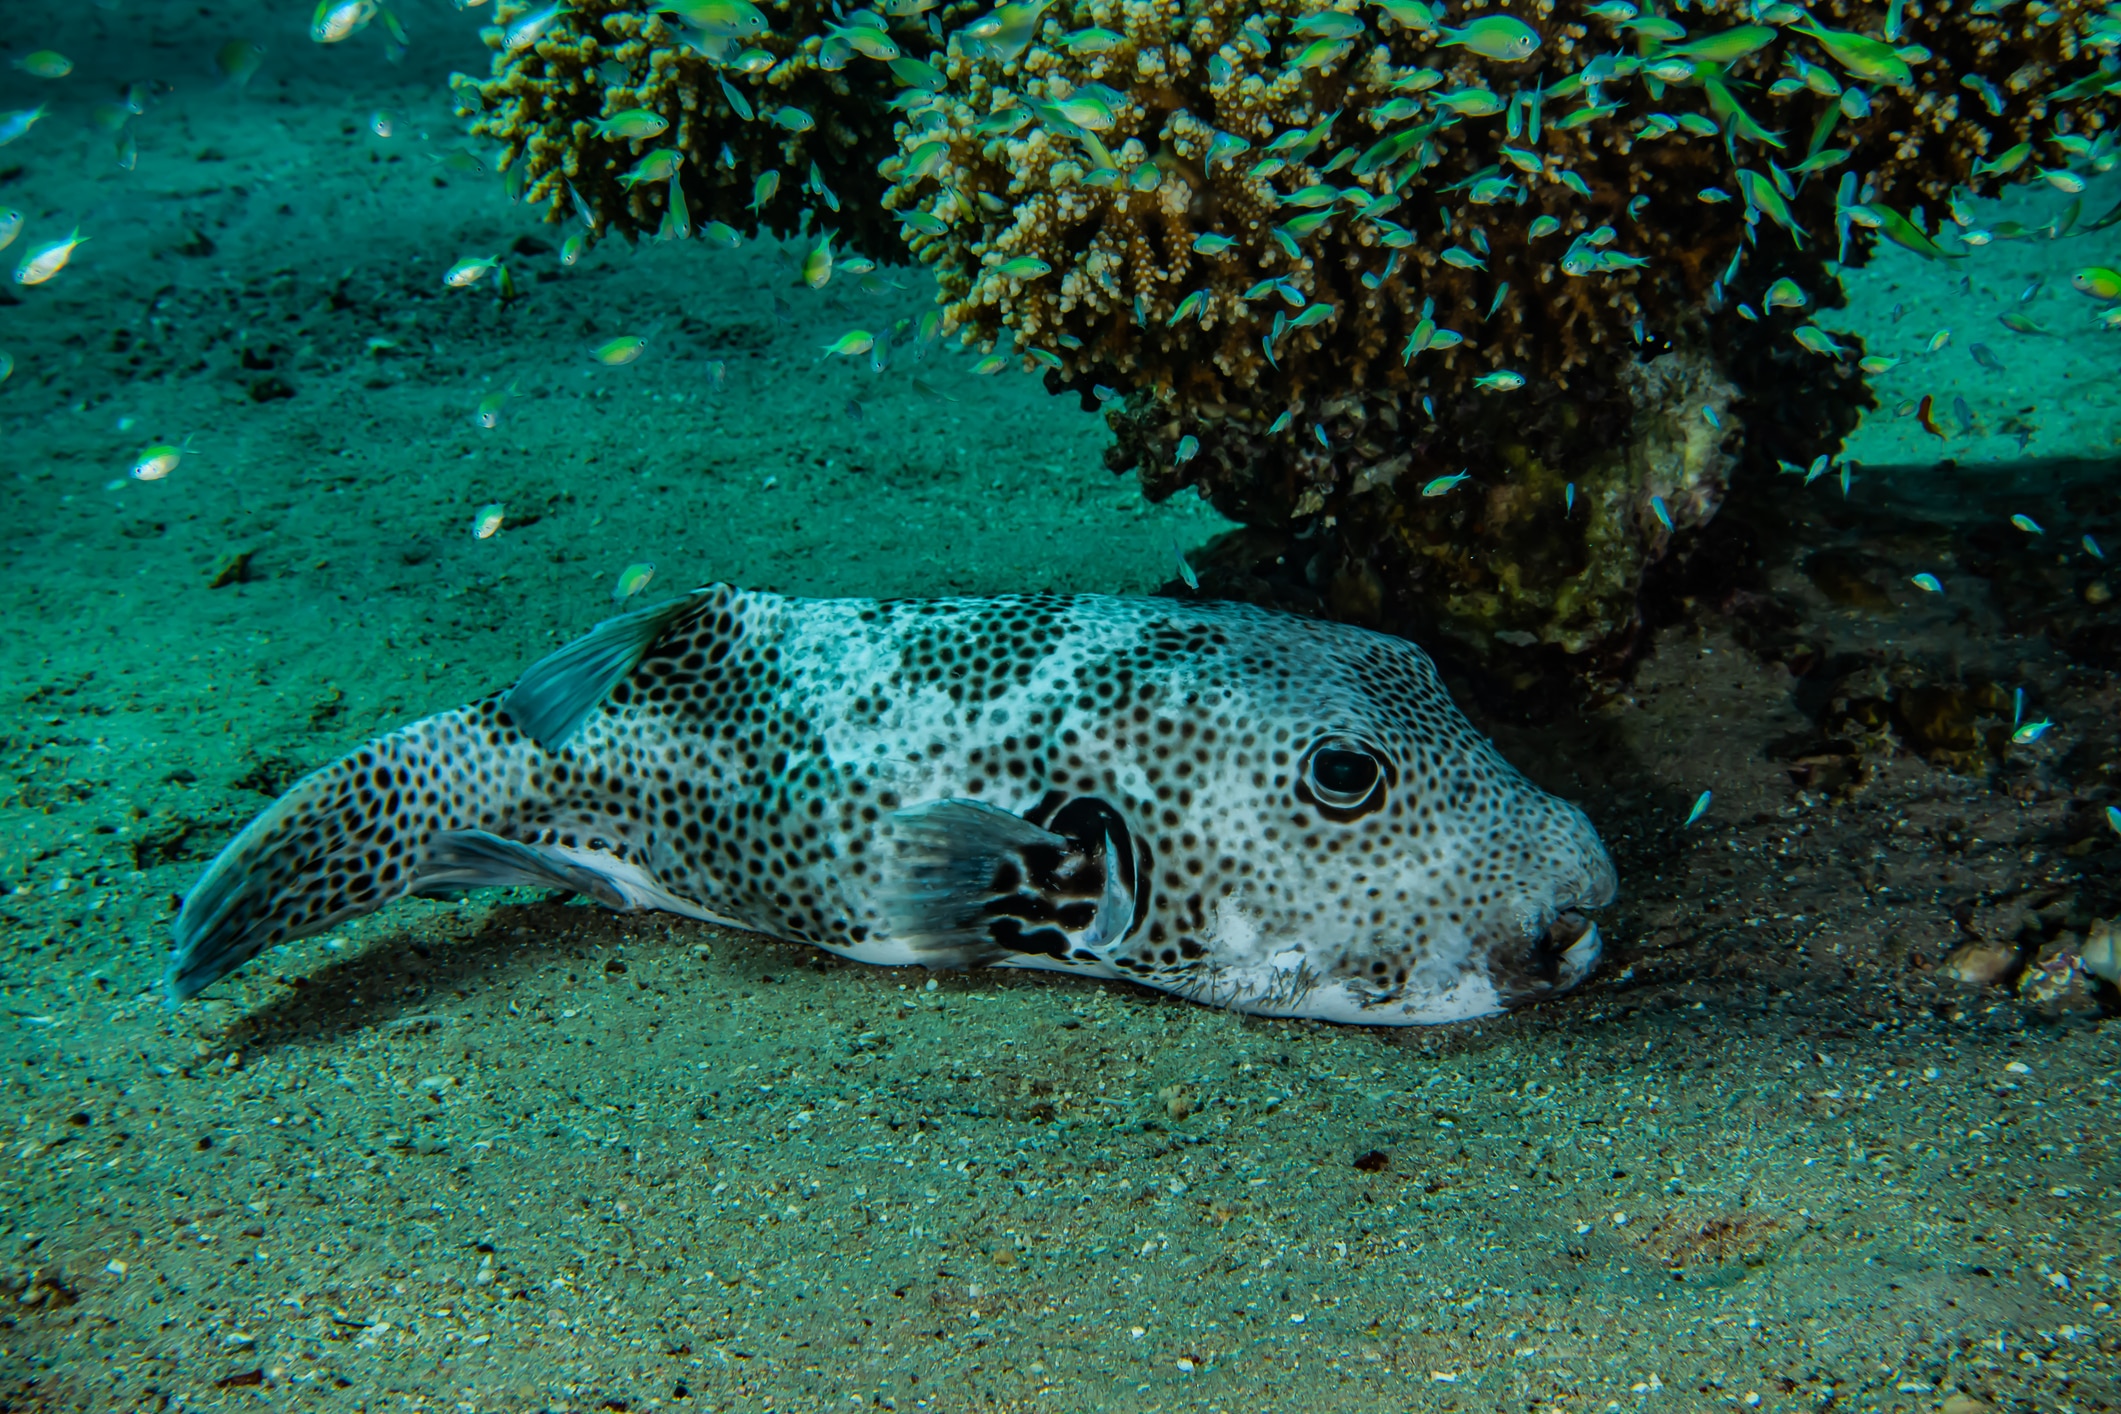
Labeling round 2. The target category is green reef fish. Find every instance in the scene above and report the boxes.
[215,40,268,88]
[312,0,379,44]
[1474,370,1526,391]
[993,256,1051,279]
[1167,289,1209,324]
[1704,73,1784,148]
[902,138,948,180]
[592,109,668,140]
[1762,277,1807,310]
[1193,232,1236,255]
[444,253,502,287]
[1664,24,1776,63]
[891,56,947,88]
[1971,143,2031,179]
[501,0,571,51]
[1792,325,1847,355]
[1435,15,1541,60]
[1290,37,1353,71]
[821,329,876,358]
[1056,91,1115,130]
[13,225,86,286]
[611,562,657,603]
[1374,0,1441,32]
[662,0,769,36]
[1422,471,1472,497]
[1623,15,1687,41]
[1793,18,1912,85]
[1552,102,1618,130]
[619,149,683,186]
[1435,87,1507,116]
[13,49,73,78]
[799,232,834,288]
[129,436,195,482]
[2072,266,2121,299]
[1293,10,1367,40]
[957,0,1053,62]
[470,502,506,541]
[828,22,899,60]
[1787,147,1849,175]
[1059,26,1123,53]
[1863,203,1964,259]
[593,334,648,365]
[1737,169,1803,238]
[1205,131,1250,174]
[474,381,519,429]
[0,106,48,146]
[164,587,1615,1026]
[1910,573,1943,594]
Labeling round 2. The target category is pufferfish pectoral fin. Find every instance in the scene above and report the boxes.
[502,592,708,752]
[884,799,1069,967]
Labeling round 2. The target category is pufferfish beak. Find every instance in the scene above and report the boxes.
[1549,914,1602,994]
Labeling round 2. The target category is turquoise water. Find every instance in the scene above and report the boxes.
[2,2,2117,1411]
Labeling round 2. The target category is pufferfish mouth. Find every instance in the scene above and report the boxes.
[1493,911,1604,1005]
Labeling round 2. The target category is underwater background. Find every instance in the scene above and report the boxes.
[2,0,2119,1409]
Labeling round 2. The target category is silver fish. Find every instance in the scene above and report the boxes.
[167,587,1615,1025]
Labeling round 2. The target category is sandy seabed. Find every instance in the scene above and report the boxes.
[1,1,2117,1410]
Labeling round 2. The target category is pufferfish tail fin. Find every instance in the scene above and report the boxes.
[164,705,549,1005]
[168,593,713,1005]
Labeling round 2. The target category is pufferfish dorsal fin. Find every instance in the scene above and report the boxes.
[886,799,1069,967]
[504,591,707,752]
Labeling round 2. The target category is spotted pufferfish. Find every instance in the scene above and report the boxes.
[168,586,1616,1024]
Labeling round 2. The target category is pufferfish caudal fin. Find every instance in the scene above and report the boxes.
[163,716,518,1004]
[165,594,707,1005]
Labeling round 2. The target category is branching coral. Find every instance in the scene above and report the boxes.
[470,0,2121,667]
[881,0,2120,661]
[470,0,973,254]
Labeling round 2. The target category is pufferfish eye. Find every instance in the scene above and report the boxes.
[1303,741,1385,810]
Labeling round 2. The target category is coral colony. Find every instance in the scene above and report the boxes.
[470,0,2121,663]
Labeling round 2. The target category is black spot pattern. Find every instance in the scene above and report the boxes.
[192,586,1617,1024]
